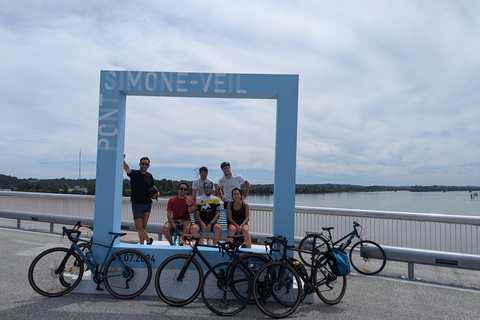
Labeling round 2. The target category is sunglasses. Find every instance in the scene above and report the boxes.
[204,187,212,190]
[140,163,150,166]
[179,187,188,191]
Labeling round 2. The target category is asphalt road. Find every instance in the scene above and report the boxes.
[1,222,479,320]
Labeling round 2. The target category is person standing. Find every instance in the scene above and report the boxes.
[123,154,159,245]
[192,166,211,201]
[217,161,251,209]
[163,183,193,245]
[191,180,221,245]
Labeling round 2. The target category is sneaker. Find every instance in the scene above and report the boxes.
[207,239,214,245]
[147,238,154,245]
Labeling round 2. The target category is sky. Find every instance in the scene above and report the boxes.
[1,0,479,187]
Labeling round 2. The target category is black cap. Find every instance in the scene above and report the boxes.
[220,161,230,169]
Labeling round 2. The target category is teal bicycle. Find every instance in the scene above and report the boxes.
[298,221,386,275]
[28,221,152,299]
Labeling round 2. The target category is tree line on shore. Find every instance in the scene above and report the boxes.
[1,174,478,196]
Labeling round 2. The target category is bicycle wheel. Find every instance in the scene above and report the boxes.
[349,240,386,275]
[155,254,203,306]
[298,234,328,267]
[232,253,270,303]
[28,247,84,297]
[314,259,347,305]
[202,262,251,316]
[103,249,152,299]
[253,261,302,319]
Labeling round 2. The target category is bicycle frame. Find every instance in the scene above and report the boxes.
[310,222,363,252]
[58,230,132,283]
[276,240,336,293]
[175,240,219,281]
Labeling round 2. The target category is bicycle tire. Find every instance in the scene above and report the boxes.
[253,261,302,319]
[155,254,203,306]
[349,240,386,275]
[298,234,328,267]
[231,253,270,303]
[314,259,347,305]
[28,247,84,297]
[202,262,251,316]
[103,249,152,299]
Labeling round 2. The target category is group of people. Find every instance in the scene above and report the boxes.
[123,156,252,248]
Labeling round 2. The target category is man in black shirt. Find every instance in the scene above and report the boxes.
[124,154,159,245]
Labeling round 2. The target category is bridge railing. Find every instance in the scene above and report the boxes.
[1,191,479,254]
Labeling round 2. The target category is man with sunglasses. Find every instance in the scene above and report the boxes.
[163,183,193,245]
[191,180,221,245]
[124,154,159,245]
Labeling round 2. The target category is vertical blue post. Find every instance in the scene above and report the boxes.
[94,71,126,250]
[273,75,299,243]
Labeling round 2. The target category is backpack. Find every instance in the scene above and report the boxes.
[326,249,351,276]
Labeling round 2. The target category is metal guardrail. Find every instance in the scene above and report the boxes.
[1,208,480,280]
[3,190,480,254]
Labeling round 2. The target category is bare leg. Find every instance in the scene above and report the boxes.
[134,218,149,244]
[190,224,200,239]
[213,224,222,245]
[163,223,173,245]
[227,224,236,240]
[242,225,251,248]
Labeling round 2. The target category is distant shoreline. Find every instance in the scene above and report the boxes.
[1,173,479,196]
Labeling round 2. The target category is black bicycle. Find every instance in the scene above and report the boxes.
[252,236,347,318]
[298,221,386,275]
[28,221,152,299]
[201,235,256,316]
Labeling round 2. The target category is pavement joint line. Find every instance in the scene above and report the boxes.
[349,272,480,294]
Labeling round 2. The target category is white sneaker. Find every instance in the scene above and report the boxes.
[207,239,214,245]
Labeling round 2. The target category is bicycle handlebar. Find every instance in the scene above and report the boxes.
[62,221,83,242]
[264,235,288,251]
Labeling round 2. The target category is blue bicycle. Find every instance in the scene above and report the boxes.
[28,221,152,299]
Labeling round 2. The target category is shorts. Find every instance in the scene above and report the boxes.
[229,219,246,225]
[165,219,191,232]
[195,220,217,230]
[132,202,152,220]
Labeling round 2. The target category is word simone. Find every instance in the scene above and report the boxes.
[104,71,247,94]
[98,71,248,151]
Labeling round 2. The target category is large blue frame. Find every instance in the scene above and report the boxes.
[94,71,299,248]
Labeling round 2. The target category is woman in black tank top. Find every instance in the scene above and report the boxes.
[227,188,251,248]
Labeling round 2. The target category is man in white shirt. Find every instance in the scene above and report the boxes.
[217,161,251,209]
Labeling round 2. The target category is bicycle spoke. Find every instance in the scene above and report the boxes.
[253,261,302,318]
[202,262,250,316]
[28,247,84,297]
[155,254,203,306]
[103,250,152,299]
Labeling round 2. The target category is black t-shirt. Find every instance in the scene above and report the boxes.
[127,170,154,203]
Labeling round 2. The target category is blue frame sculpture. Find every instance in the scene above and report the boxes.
[94,71,299,249]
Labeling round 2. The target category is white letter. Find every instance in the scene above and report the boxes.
[177,73,188,92]
[200,73,213,92]
[145,72,157,91]
[104,71,116,90]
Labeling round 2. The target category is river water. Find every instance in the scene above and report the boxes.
[247,191,480,217]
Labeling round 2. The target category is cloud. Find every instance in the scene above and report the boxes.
[0,0,479,186]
